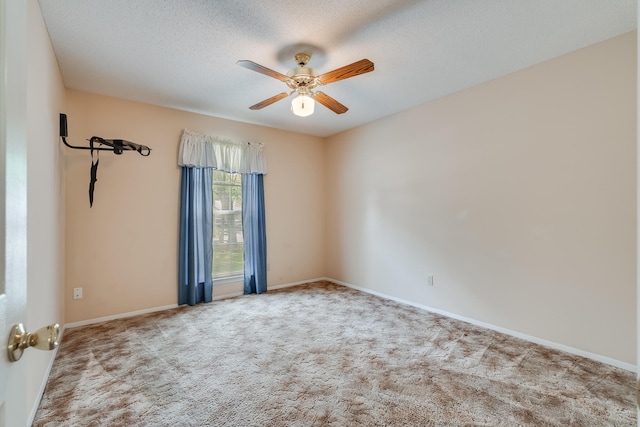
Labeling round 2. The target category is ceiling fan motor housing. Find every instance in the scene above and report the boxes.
[286,66,320,91]
[287,66,317,77]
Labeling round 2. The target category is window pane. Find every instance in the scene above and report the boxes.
[212,171,243,279]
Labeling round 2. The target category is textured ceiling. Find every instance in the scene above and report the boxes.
[38,0,636,138]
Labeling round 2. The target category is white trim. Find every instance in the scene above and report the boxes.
[28,325,66,426]
[328,278,637,373]
[65,304,179,329]
[64,278,326,327]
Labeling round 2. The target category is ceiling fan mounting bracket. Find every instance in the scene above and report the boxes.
[294,52,311,67]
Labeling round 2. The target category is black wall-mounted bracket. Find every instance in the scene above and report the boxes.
[59,113,151,156]
[59,113,152,207]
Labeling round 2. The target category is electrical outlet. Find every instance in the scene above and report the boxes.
[73,287,83,299]
[427,276,434,286]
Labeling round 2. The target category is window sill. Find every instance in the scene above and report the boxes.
[213,275,243,286]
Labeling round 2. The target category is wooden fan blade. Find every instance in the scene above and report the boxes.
[317,59,374,85]
[237,60,290,82]
[249,92,289,110]
[313,92,348,114]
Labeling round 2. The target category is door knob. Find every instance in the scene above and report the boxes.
[7,323,60,362]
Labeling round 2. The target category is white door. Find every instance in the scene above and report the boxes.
[0,0,29,426]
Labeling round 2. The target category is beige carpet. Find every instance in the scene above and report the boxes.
[33,281,635,426]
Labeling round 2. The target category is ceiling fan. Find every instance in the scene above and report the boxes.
[237,53,374,117]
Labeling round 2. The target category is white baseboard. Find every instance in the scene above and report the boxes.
[65,278,326,328]
[327,278,637,373]
[65,304,179,329]
[28,324,66,427]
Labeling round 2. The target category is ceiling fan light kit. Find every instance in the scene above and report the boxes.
[238,53,374,117]
[291,93,314,117]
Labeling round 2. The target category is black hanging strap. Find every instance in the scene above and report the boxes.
[89,137,99,207]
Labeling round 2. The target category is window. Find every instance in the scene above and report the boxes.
[212,171,243,281]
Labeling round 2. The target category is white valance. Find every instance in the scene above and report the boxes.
[178,129,267,174]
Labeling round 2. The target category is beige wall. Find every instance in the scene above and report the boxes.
[26,0,67,421]
[326,32,637,365]
[64,91,326,323]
